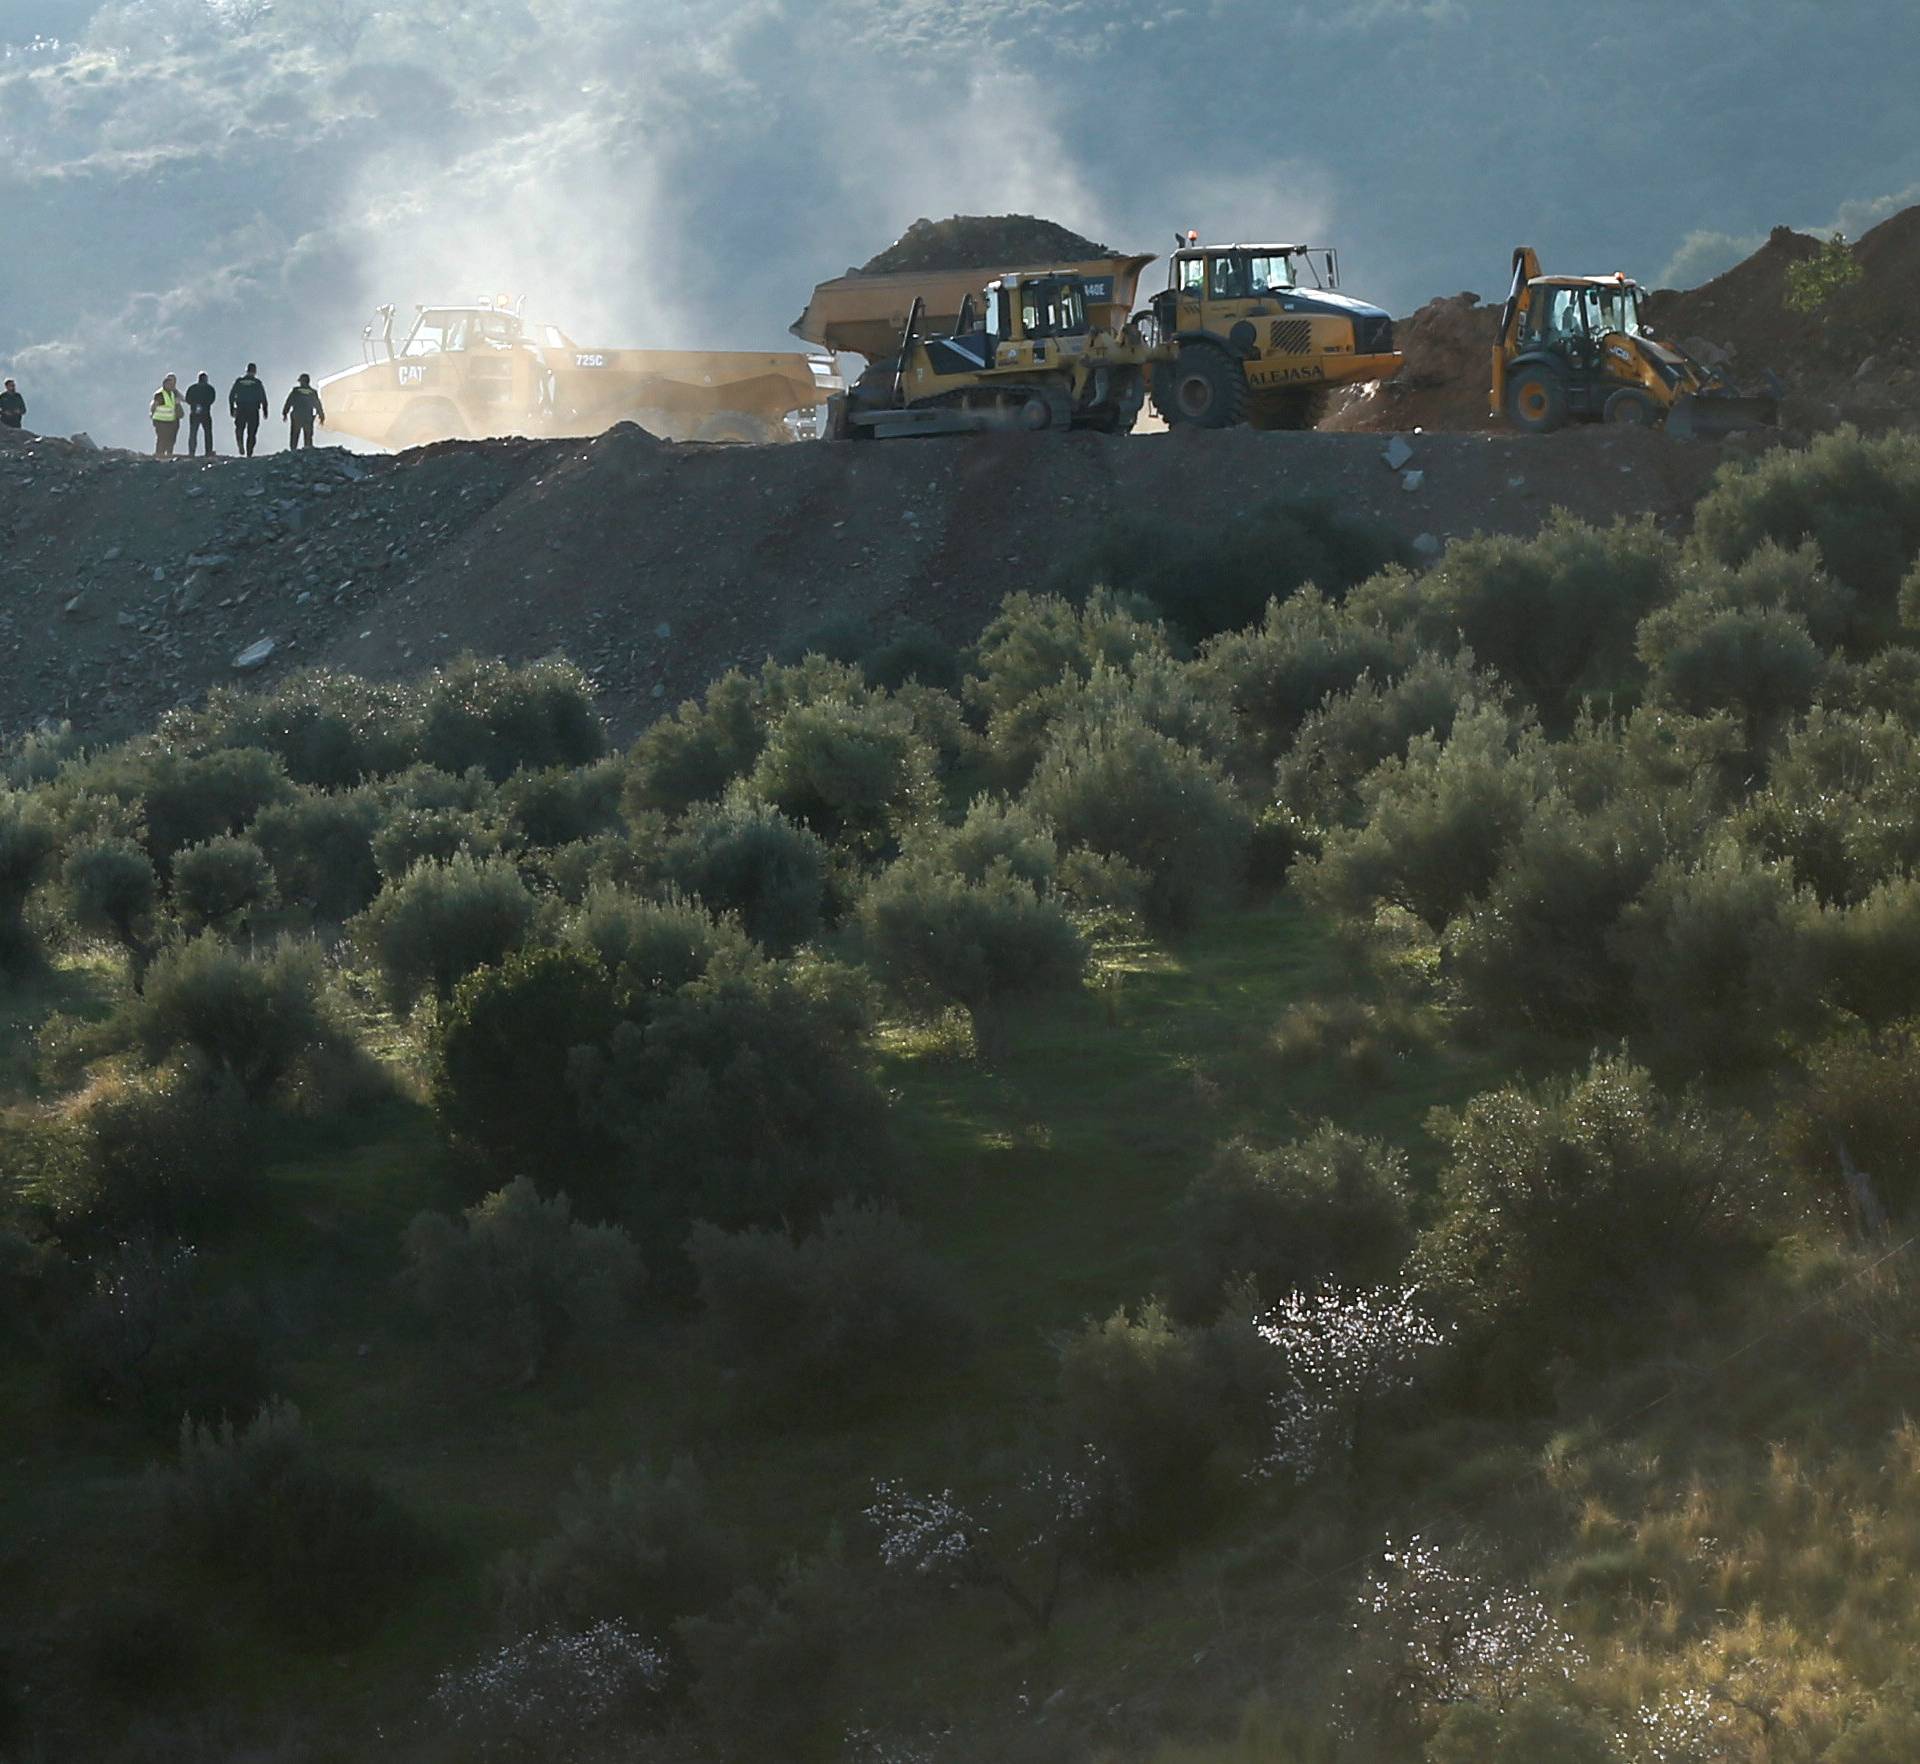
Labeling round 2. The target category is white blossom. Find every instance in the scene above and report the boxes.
[1254,1285,1452,1479]
[430,1620,666,1755]
[865,1481,983,1576]
[1356,1533,1583,1712]
[1628,1687,1740,1763]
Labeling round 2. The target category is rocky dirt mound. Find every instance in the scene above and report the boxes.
[0,419,1735,745]
[1646,209,1920,430]
[859,214,1115,275]
[1322,292,1500,434]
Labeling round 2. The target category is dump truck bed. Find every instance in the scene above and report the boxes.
[793,255,1156,361]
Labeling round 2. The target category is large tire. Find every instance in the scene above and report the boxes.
[1152,344,1247,429]
[1603,387,1660,427]
[1505,366,1569,434]
[695,412,780,445]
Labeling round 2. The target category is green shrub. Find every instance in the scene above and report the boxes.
[1277,652,1499,830]
[573,954,885,1233]
[1612,840,1818,1071]
[400,1177,643,1388]
[63,835,160,972]
[1025,713,1250,930]
[1048,501,1408,644]
[171,834,277,934]
[679,1547,858,1758]
[497,758,626,850]
[861,621,962,693]
[1779,1027,1920,1224]
[1170,1127,1413,1323]
[1,718,83,788]
[748,697,938,861]
[65,1067,257,1237]
[1425,1694,1617,1764]
[688,1200,971,1410]
[625,670,764,817]
[416,655,605,780]
[1056,1303,1275,1548]
[349,853,536,1010]
[858,856,1086,1057]
[54,1239,268,1431]
[1417,1056,1766,1358]
[176,670,422,787]
[925,793,1059,887]
[1639,600,1823,751]
[504,1458,740,1638]
[1814,876,1920,1027]
[1783,231,1865,314]
[561,887,750,1003]
[0,788,56,972]
[966,589,1172,779]
[661,793,831,954]
[1349,513,1676,726]
[370,804,504,881]
[1295,705,1547,933]
[1198,589,1408,773]
[1444,795,1688,1037]
[162,1399,432,1645]
[135,938,331,1101]
[435,946,622,1177]
[249,789,383,921]
[1737,709,1920,904]
[65,744,293,869]
[1691,425,1920,616]
[1036,652,1237,774]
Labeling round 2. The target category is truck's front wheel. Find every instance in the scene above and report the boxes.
[1152,344,1247,429]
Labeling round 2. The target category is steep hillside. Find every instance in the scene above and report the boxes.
[0,422,1728,742]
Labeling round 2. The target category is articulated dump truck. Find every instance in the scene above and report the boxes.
[793,240,1399,432]
[321,301,841,451]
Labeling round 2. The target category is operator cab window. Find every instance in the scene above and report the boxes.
[1248,254,1296,293]
[401,313,468,356]
[473,313,518,347]
[1533,288,1585,342]
[1178,256,1206,296]
[1589,285,1640,336]
[985,287,1010,343]
[1208,255,1250,300]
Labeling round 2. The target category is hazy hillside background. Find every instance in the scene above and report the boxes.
[5,0,1919,447]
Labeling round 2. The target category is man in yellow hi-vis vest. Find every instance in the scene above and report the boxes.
[150,374,184,457]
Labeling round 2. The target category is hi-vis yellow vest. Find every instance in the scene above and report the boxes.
[154,389,180,422]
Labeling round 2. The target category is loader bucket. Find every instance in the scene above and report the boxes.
[1666,389,1780,442]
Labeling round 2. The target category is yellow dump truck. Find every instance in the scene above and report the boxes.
[321,301,841,450]
[792,255,1157,363]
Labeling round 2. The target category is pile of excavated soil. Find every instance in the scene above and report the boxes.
[1646,209,1920,429]
[1322,292,1500,434]
[0,419,1734,744]
[859,214,1115,275]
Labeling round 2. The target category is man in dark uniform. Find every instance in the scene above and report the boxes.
[282,373,325,450]
[184,371,218,456]
[0,380,24,429]
[229,363,268,456]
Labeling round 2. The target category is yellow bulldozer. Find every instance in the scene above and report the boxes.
[1139,236,1403,429]
[320,299,841,450]
[1492,247,1781,438]
[828,270,1162,439]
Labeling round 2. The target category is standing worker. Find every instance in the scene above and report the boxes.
[0,380,24,430]
[150,374,184,457]
[184,371,218,457]
[229,362,268,456]
[282,373,325,450]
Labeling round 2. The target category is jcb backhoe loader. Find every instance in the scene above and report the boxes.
[1492,248,1780,438]
[829,271,1161,440]
[1140,237,1402,430]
